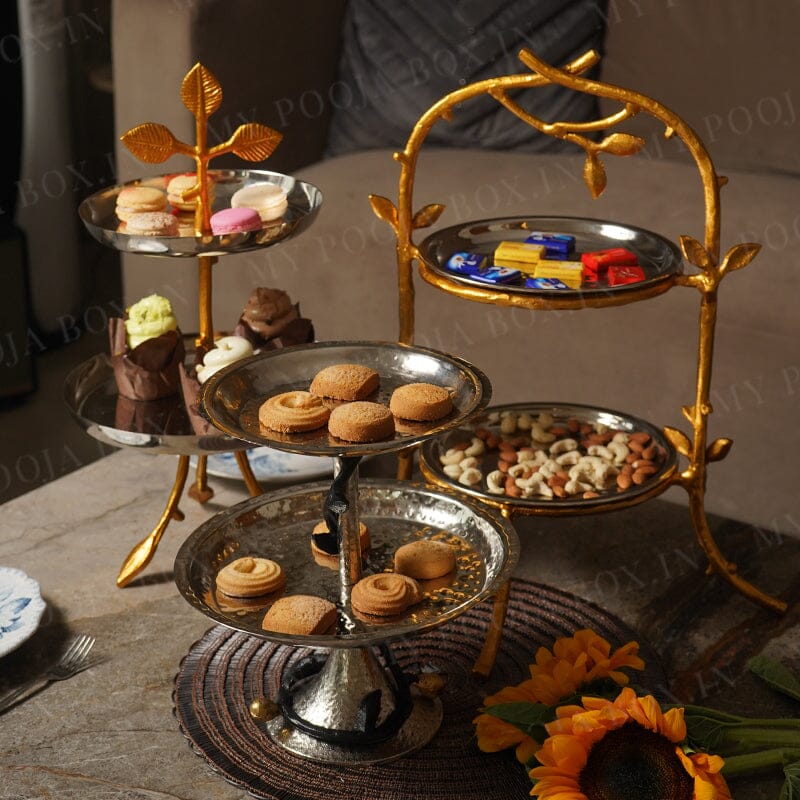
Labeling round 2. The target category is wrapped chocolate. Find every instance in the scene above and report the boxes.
[234,287,314,350]
[109,294,185,401]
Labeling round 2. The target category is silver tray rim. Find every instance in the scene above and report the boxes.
[78,168,322,258]
[63,352,249,456]
[199,340,493,457]
[419,400,678,511]
[173,477,521,648]
[417,214,684,299]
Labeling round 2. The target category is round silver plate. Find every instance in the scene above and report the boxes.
[63,353,247,455]
[199,340,492,457]
[78,169,322,257]
[419,401,678,511]
[173,478,520,648]
[417,215,683,298]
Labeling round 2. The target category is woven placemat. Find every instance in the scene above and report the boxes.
[173,579,665,800]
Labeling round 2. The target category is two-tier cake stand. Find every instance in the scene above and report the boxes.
[365,46,787,675]
[69,65,323,587]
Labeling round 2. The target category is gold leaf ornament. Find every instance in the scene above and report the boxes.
[368,194,399,230]
[120,123,179,164]
[181,63,223,118]
[412,203,445,230]
[706,437,733,463]
[679,234,713,270]
[583,152,607,198]
[663,425,692,457]
[720,242,760,275]
[598,132,645,156]
[228,123,283,162]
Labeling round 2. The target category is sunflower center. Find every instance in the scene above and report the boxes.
[578,722,693,800]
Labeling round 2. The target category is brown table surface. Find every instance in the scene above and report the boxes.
[0,448,797,799]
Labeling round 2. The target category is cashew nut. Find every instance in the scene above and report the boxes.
[530,423,556,444]
[464,437,485,457]
[549,437,578,455]
[439,448,465,466]
[555,450,581,466]
[587,444,613,461]
[565,478,593,495]
[500,412,517,435]
[443,463,463,479]
[486,470,506,495]
[458,467,483,486]
[516,412,534,430]
[459,456,479,471]
[606,440,629,464]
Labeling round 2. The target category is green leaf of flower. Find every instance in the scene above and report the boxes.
[748,655,800,702]
[483,701,555,736]
[780,761,800,800]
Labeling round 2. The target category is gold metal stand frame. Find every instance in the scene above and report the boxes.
[114,65,280,586]
[370,47,786,668]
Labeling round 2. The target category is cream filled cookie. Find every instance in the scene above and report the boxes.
[394,539,457,580]
[309,363,379,401]
[258,390,330,433]
[327,401,394,443]
[389,382,453,421]
[350,572,421,617]
[215,556,285,598]
[261,595,337,635]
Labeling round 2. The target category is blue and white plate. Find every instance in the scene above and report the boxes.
[0,567,47,659]
[191,447,334,484]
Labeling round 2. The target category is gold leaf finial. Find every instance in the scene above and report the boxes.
[181,63,223,118]
[120,122,180,164]
[227,123,283,162]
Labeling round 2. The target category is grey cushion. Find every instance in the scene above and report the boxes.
[325,0,607,156]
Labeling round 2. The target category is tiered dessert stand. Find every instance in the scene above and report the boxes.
[172,339,520,766]
[69,64,322,587]
[366,46,787,675]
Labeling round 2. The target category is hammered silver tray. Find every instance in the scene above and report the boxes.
[78,169,321,257]
[417,216,683,299]
[200,340,492,457]
[64,353,248,455]
[173,478,519,648]
[419,401,678,512]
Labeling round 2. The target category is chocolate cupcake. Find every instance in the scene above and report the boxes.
[109,294,185,401]
[234,287,314,350]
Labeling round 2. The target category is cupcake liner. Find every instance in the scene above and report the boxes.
[109,318,185,401]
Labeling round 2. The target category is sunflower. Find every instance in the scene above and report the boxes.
[474,630,644,761]
[529,687,732,800]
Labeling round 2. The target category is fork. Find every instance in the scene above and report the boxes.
[0,633,97,714]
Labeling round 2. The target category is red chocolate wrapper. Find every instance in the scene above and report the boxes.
[109,318,185,401]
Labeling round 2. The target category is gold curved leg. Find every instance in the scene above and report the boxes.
[688,494,787,613]
[234,449,263,497]
[116,455,190,588]
[472,578,512,681]
[188,454,214,503]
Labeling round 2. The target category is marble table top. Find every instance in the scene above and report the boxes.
[0,448,797,799]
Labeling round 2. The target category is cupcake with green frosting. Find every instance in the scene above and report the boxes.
[109,293,185,401]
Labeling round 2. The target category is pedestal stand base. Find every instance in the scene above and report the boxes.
[173,579,666,800]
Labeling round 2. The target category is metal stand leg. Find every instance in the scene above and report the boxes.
[117,455,190,588]
[234,449,263,497]
[188,454,214,503]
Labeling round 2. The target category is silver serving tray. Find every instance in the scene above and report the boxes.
[419,401,678,511]
[63,353,248,455]
[200,340,492,457]
[173,479,520,648]
[78,169,321,257]
[417,216,683,298]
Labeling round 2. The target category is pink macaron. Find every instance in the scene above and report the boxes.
[210,207,262,235]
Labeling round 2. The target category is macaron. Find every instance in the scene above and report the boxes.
[210,207,262,235]
[230,182,288,222]
[115,186,168,222]
[167,173,215,212]
[123,211,180,237]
